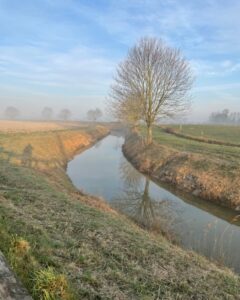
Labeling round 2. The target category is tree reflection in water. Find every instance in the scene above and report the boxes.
[113,158,175,237]
[119,159,142,189]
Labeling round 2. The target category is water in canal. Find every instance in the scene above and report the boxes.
[67,134,240,273]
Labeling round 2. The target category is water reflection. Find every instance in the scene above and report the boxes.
[119,159,142,188]
[113,159,175,236]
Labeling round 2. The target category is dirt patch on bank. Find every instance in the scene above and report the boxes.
[123,133,240,211]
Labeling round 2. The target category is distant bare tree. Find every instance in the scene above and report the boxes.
[5,106,20,119]
[87,108,103,122]
[42,107,53,120]
[59,109,72,121]
[109,37,193,144]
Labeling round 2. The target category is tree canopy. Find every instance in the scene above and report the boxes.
[109,37,193,143]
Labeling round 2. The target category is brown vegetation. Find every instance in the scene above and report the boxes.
[0,120,87,133]
[123,132,240,210]
[0,124,109,170]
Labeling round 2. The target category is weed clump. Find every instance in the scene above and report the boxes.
[33,267,73,300]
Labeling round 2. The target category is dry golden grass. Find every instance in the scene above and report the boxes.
[125,131,240,210]
[0,120,87,133]
[0,125,109,170]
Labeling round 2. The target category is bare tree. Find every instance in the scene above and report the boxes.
[5,106,20,119]
[109,94,141,129]
[87,108,103,122]
[109,37,193,144]
[58,109,72,121]
[42,107,53,120]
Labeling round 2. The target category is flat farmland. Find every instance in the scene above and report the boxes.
[139,125,240,171]
[0,120,87,133]
[168,124,240,144]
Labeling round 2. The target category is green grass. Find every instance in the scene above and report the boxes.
[169,124,240,144]
[141,126,240,165]
[0,151,240,298]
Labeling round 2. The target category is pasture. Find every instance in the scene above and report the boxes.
[168,124,240,144]
[141,125,240,165]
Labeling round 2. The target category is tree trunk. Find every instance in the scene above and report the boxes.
[146,125,152,145]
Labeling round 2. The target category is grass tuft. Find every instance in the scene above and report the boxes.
[33,267,73,300]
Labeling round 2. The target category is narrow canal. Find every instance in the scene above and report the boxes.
[67,134,240,273]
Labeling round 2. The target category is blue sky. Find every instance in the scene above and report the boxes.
[0,0,239,121]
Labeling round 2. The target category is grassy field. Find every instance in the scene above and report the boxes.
[129,125,240,210]
[141,125,240,165]
[167,124,240,144]
[0,123,240,299]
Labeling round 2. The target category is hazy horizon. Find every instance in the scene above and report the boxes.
[0,0,239,122]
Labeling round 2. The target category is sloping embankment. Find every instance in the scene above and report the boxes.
[0,125,109,171]
[0,125,110,300]
[123,132,240,211]
[1,141,240,299]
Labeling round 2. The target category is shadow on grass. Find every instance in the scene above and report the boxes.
[0,133,69,170]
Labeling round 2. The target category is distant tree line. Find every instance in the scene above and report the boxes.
[209,109,240,125]
[42,107,73,121]
[3,106,103,122]
[4,106,73,121]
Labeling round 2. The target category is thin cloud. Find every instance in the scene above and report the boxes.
[0,0,239,120]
